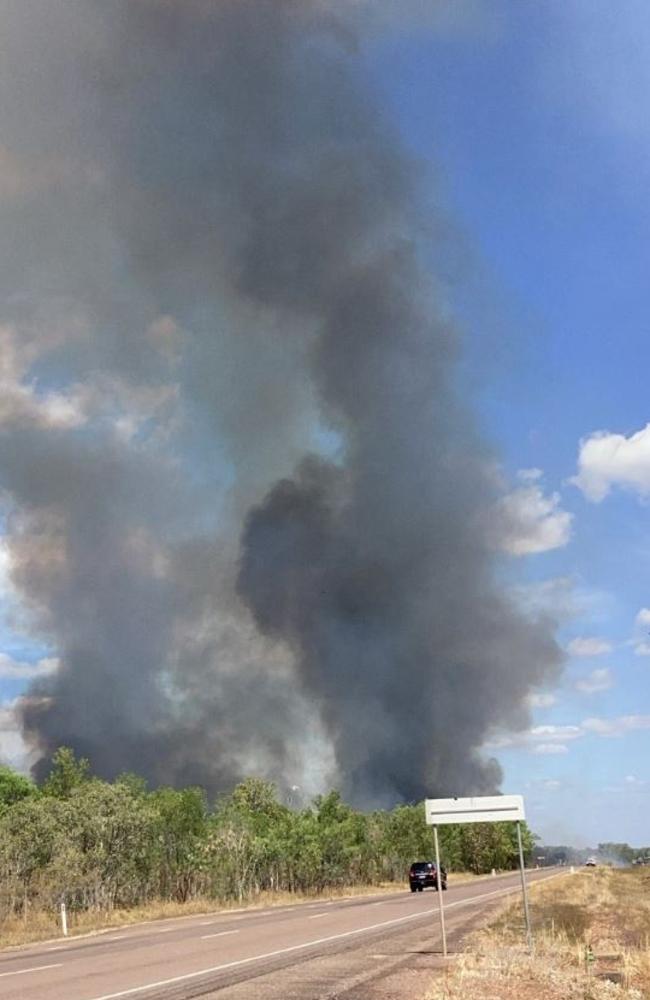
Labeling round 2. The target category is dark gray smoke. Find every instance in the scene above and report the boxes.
[0,0,562,802]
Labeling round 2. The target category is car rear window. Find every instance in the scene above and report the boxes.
[411,862,431,870]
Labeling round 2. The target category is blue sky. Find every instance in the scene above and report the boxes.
[362,1,650,845]
[0,1,649,846]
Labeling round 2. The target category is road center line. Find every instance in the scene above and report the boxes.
[83,872,562,1000]
[308,913,327,919]
[201,930,241,940]
[0,963,63,979]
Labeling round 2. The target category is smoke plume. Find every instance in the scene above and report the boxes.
[0,0,562,802]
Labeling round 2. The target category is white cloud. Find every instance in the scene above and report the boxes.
[495,475,573,556]
[581,715,650,737]
[624,774,646,786]
[531,724,583,743]
[510,576,575,621]
[510,575,613,627]
[0,699,31,770]
[0,322,179,442]
[527,692,557,709]
[540,778,562,789]
[630,609,650,655]
[0,654,58,681]
[0,324,86,431]
[575,667,613,695]
[487,712,650,757]
[572,424,650,501]
[518,468,543,482]
[567,636,612,657]
[0,537,12,594]
[487,723,582,753]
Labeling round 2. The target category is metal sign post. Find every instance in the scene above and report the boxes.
[425,794,531,952]
[433,825,447,957]
[516,820,532,948]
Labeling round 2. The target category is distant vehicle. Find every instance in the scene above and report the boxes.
[409,861,447,892]
[585,857,597,867]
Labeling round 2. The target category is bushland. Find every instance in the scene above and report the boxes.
[0,748,535,940]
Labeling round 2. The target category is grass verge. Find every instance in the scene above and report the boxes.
[428,867,650,999]
[0,869,505,950]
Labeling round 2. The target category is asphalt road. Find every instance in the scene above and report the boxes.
[0,868,561,1000]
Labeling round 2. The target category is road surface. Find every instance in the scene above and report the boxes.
[0,868,561,1000]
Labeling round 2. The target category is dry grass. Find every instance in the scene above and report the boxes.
[428,868,650,1000]
[0,869,498,950]
[0,885,400,949]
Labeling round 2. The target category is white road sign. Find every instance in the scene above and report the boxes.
[425,794,525,826]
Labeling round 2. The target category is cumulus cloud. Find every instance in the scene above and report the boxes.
[0,654,58,681]
[526,691,557,709]
[533,743,569,755]
[487,723,582,756]
[567,636,613,657]
[488,712,650,755]
[495,472,573,556]
[582,715,650,737]
[572,424,650,501]
[510,576,612,627]
[575,667,613,694]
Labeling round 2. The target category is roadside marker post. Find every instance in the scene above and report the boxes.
[425,794,531,954]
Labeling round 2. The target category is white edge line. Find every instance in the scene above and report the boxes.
[83,871,563,1000]
[0,963,63,979]
[1,867,560,958]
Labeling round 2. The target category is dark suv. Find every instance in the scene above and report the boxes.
[409,861,447,892]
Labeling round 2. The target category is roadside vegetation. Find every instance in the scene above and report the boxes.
[0,748,534,945]
[428,866,650,1000]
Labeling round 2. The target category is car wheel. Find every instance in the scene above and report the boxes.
[418,885,424,892]
[442,883,448,890]
[410,885,416,892]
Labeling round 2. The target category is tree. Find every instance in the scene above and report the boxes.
[0,765,37,814]
[42,747,90,799]
[149,787,207,901]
